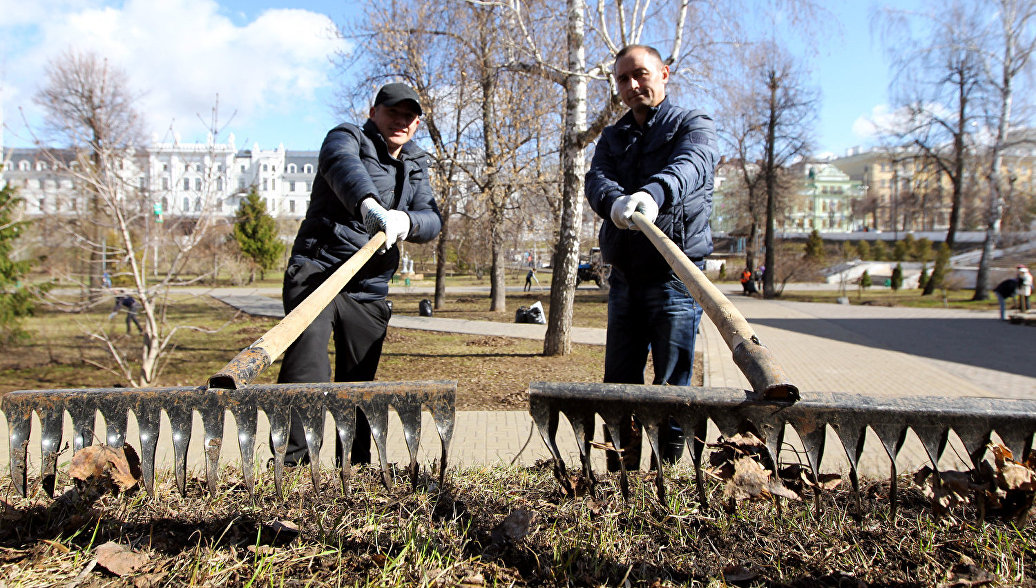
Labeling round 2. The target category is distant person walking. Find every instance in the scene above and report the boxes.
[994,278,1019,321]
[109,293,142,334]
[525,268,538,292]
[1018,265,1032,312]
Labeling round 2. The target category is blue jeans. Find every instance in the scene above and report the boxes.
[602,266,704,469]
[604,268,704,386]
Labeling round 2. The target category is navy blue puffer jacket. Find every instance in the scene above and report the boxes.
[585,98,718,282]
[288,119,442,300]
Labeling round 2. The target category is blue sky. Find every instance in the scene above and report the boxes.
[1,0,901,158]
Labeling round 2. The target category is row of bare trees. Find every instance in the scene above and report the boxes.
[875,0,1036,298]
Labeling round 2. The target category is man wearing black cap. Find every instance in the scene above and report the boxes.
[276,82,442,466]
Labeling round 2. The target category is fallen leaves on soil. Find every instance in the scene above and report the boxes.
[68,444,141,498]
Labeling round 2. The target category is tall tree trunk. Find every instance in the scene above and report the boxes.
[923,77,969,295]
[762,72,778,298]
[434,213,449,309]
[974,0,1021,301]
[544,0,587,356]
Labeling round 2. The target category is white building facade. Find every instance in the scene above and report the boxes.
[1,136,318,220]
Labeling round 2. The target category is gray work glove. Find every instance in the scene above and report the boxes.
[609,191,658,230]
[360,198,410,253]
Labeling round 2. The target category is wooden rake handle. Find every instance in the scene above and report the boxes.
[630,212,798,401]
[208,232,388,390]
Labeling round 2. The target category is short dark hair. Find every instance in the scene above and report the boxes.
[614,44,664,65]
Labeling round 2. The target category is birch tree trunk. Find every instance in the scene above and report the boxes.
[544,0,588,355]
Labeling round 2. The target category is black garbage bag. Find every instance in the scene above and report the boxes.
[419,299,433,317]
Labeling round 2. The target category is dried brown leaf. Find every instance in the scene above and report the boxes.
[723,457,770,502]
[94,541,148,577]
[69,445,141,493]
[999,462,1036,492]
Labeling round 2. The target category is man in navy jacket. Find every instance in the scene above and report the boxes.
[278,83,442,466]
[585,45,718,470]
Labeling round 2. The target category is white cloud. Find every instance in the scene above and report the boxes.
[2,0,348,146]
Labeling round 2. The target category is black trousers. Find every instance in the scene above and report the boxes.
[276,259,391,466]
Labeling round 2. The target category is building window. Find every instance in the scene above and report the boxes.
[139,177,146,189]
[183,178,190,191]
[263,179,268,191]
[195,197,202,212]
[185,163,191,172]
[216,198,223,212]
[240,164,246,172]
[304,164,313,174]
[195,178,202,191]
[290,181,295,192]
[217,178,223,191]
[36,161,46,171]
[163,177,170,190]
[238,178,245,189]
[263,164,268,172]
[289,200,295,213]
[163,163,169,171]
[271,179,275,190]
[183,197,190,210]
[288,164,297,173]
[162,196,169,211]
[39,198,45,212]
[19,160,29,171]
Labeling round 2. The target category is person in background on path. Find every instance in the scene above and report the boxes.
[109,292,142,334]
[993,277,1019,321]
[1018,265,1032,312]
[585,44,718,471]
[276,82,443,467]
[740,267,756,295]
[525,268,538,291]
[102,271,113,289]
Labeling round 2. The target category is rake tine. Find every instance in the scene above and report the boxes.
[199,400,225,496]
[7,407,30,497]
[996,426,1036,462]
[394,400,422,489]
[566,409,597,488]
[40,408,63,498]
[687,417,709,507]
[426,395,455,489]
[641,416,667,504]
[100,405,128,448]
[227,397,258,498]
[600,411,632,499]
[166,404,193,496]
[330,404,357,494]
[364,399,393,489]
[300,402,325,492]
[529,401,572,496]
[68,400,94,453]
[136,403,160,496]
[262,399,291,498]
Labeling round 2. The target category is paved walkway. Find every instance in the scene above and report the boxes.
[3,286,1034,483]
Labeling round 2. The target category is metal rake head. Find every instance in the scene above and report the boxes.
[3,380,455,499]
[529,382,1036,516]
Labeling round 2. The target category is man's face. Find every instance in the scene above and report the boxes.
[614,48,669,113]
[369,102,421,153]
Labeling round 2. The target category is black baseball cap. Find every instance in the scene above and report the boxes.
[374,83,423,115]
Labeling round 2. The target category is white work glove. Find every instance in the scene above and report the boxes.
[360,198,410,253]
[609,191,658,231]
